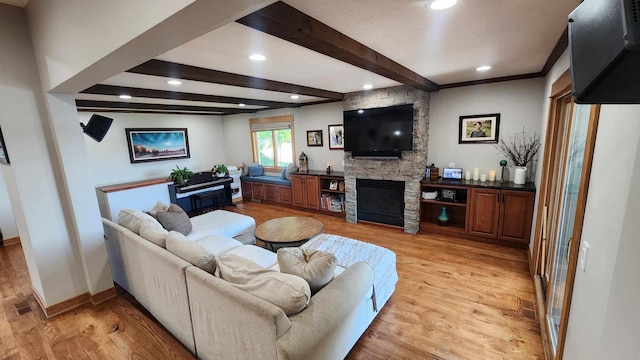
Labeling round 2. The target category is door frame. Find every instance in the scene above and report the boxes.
[531,69,600,360]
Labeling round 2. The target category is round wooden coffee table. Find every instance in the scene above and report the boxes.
[255,216,325,251]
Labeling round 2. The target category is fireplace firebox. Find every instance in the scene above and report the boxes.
[356,179,405,227]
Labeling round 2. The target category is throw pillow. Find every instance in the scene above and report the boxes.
[216,254,310,315]
[281,166,287,179]
[156,203,192,235]
[139,219,169,248]
[242,162,260,176]
[146,200,169,219]
[165,231,217,273]
[118,209,161,235]
[248,165,264,177]
[285,164,299,180]
[277,248,337,293]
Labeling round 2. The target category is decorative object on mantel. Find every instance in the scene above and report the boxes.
[211,164,229,177]
[495,128,541,184]
[298,152,308,173]
[499,159,508,183]
[168,165,193,184]
[458,113,500,144]
[437,206,449,226]
[326,163,331,174]
[125,128,190,164]
[307,130,323,147]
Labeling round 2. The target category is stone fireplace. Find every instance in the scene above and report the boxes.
[356,179,405,227]
[343,86,430,234]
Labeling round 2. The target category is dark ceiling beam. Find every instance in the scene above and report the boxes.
[75,100,257,114]
[76,109,246,116]
[540,26,569,76]
[439,72,543,89]
[236,1,438,92]
[127,59,344,100]
[81,84,296,108]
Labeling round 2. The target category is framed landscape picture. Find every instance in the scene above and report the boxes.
[328,124,344,150]
[458,113,500,144]
[307,130,323,146]
[0,126,9,165]
[125,128,190,163]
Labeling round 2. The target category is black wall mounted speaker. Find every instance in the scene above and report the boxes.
[81,114,113,142]
[569,0,640,104]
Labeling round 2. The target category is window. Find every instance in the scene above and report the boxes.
[250,115,295,171]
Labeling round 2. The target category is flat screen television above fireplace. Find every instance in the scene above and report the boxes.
[344,104,414,158]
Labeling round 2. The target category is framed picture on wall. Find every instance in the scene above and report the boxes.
[307,130,323,147]
[458,113,500,144]
[125,128,190,163]
[328,124,344,150]
[0,126,9,165]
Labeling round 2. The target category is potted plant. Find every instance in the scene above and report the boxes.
[168,165,193,184]
[211,164,229,177]
[495,128,541,184]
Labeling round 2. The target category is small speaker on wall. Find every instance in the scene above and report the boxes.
[81,114,113,142]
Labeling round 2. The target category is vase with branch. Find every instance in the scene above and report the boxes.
[495,128,541,184]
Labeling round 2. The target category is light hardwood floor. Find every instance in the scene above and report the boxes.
[0,202,543,359]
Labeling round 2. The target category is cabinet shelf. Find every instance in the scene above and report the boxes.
[320,188,345,194]
[420,199,466,207]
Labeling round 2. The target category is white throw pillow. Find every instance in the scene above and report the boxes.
[118,209,161,235]
[139,220,168,248]
[166,231,217,273]
[216,254,310,315]
[277,247,337,293]
[146,200,169,219]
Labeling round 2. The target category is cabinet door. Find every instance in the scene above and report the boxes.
[303,176,319,209]
[277,185,292,204]
[241,181,252,200]
[264,184,277,201]
[252,183,265,200]
[498,190,535,243]
[291,176,305,207]
[468,188,500,238]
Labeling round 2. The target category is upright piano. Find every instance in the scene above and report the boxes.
[168,171,234,214]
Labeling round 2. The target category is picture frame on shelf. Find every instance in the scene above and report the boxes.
[0,126,10,165]
[125,128,190,163]
[329,180,339,190]
[458,113,500,144]
[328,124,344,150]
[307,130,323,147]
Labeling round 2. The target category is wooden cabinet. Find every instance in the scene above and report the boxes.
[420,181,535,248]
[241,180,291,205]
[291,175,319,210]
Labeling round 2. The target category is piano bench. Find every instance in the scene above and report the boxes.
[190,191,222,214]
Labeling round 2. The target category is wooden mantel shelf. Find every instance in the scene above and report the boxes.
[96,178,172,193]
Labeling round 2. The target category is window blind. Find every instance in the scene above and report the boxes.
[250,121,291,132]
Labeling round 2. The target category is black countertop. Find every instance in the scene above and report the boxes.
[421,179,536,192]
[291,170,345,177]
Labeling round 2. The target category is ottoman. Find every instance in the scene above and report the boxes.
[302,233,398,311]
[186,210,256,245]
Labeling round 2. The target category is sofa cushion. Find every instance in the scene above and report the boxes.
[242,162,259,176]
[215,254,310,315]
[118,209,162,235]
[281,167,287,179]
[186,210,255,244]
[146,200,169,219]
[248,165,264,177]
[225,245,277,269]
[285,164,299,180]
[277,248,337,293]
[165,231,242,273]
[240,175,291,186]
[139,219,169,247]
[157,204,192,235]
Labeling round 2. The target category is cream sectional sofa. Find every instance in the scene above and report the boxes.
[101,208,397,360]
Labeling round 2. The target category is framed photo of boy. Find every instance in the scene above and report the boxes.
[458,113,500,144]
[307,130,323,146]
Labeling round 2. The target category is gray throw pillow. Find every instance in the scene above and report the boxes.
[156,203,192,235]
[248,165,264,177]
[242,162,259,176]
[285,164,299,180]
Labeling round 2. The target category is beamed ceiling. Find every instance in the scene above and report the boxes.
[74,0,582,116]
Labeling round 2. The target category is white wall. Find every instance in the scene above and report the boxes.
[223,102,345,172]
[563,105,640,360]
[82,112,227,186]
[0,171,18,239]
[428,78,545,180]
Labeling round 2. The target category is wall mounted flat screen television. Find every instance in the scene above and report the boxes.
[344,104,414,157]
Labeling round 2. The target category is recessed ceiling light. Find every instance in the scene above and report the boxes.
[167,79,182,86]
[239,103,246,107]
[119,95,132,99]
[430,0,457,10]
[248,54,266,61]
[358,109,364,114]
[476,65,492,72]
[362,84,373,90]
[290,95,300,100]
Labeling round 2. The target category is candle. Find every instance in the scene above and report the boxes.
[326,163,331,173]
[473,167,480,181]
[480,173,487,182]
[489,170,496,182]
[465,171,471,180]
